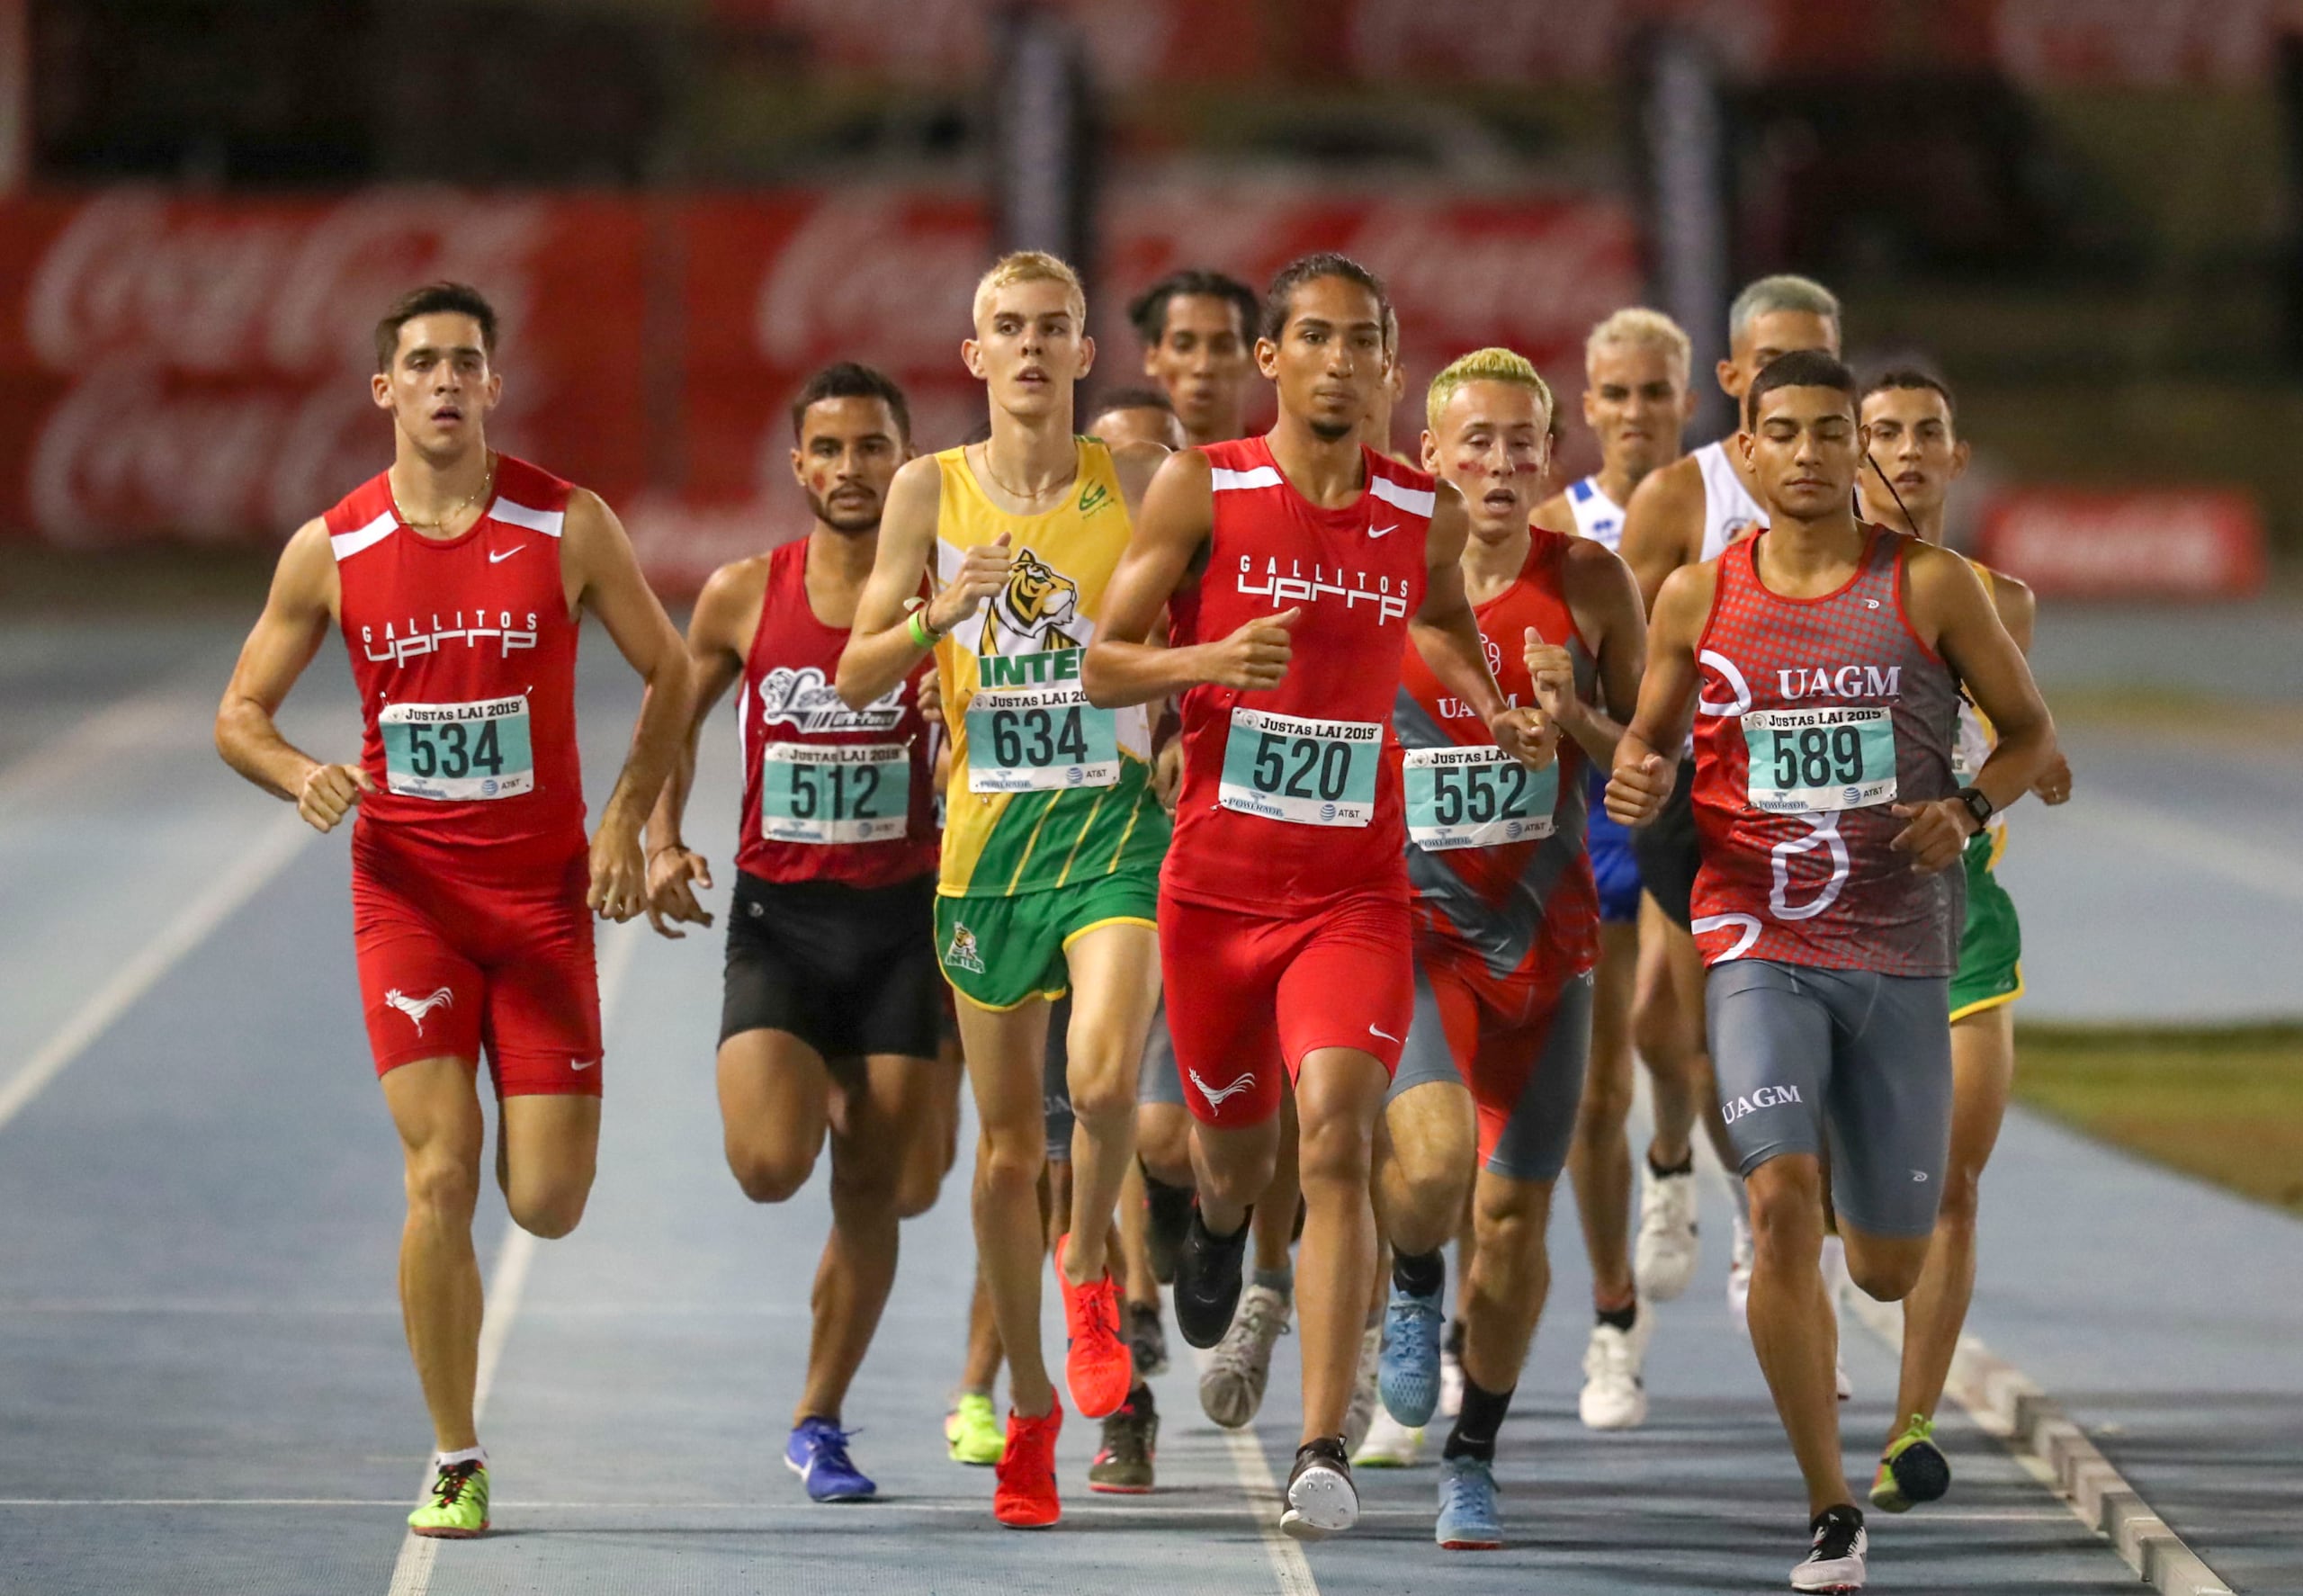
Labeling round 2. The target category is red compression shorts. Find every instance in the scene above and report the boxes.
[350,825,603,1098]
[1160,889,1413,1127]
[1405,945,1592,1182]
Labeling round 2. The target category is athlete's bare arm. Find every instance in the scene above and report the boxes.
[562,489,697,923]
[1608,561,1716,826]
[215,519,374,833]
[1083,448,1295,708]
[834,456,1007,711]
[1528,490,1576,537]
[643,557,767,937]
[1984,569,2071,804]
[1410,482,1553,767]
[1617,454,1706,611]
[1538,537,1644,767]
[1892,544,2059,870]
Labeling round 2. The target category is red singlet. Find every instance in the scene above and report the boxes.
[735,538,939,888]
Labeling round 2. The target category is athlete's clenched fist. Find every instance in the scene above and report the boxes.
[1523,623,1577,727]
[1489,705,1559,771]
[1888,799,1976,874]
[1202,605,1300,691]
[296,761,372,833]
[925,531,1015,635]
[1606,746,1671,827]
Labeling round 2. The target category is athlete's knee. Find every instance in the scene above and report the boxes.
[1385,1156,1471,1250]
[507,1177,591,1240]
[1933,1164,1984,1233]
[403,1147,481,1229]
[728,1140,818,1206]
[1845,1244,1927,1303]
[893,1148,947,1219]
[1063,1046,1136,1130]
[973,1122,1046,1200]
[1295,1107,1376,1194]
[829,1143,904,1218]
[1746,1163,1824,1257]
[1136,1107,1193,1185]
[1575,1066,1635,1142]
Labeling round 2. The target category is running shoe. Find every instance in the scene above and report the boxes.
[1790,1504,1868,1592]
[1126,1299,1169,1378]
[1089,1385,1158,1494]
[1438,1319,1465,1420]
[1869,1414,1950,1512]
[407,1458,488,1538]
[1379,1274,1446,1427]
[993,1401,1063,1529]
[1198,1282,1290,1429]
[1727,1208,1754,1329]
[1352,1406,1425,1467]
[1172,1201,1250,1349]
[1578,1306,1653,1431]
[1280,1437,1358,1541]
[945,1392,1005,1466]
[1341,1323,1383,1456]
[1055,1233,1134,1420]
[1634,1158,1700,1301]
[784,1416,876,1502]
[1143,1164,1193,1285]
[1434,1454,1502,1550]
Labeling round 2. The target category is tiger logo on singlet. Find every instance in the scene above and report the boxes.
[984,549,1083,656]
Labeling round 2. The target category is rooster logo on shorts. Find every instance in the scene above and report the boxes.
[384,986,455,1037]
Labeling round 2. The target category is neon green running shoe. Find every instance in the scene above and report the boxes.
[408,1458,489,1538]
[945,1393,1005,1466]
[1870,1413,1950,1512]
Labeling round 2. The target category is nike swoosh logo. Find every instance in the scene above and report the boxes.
[1369,524,1398,539]
[1368,1024,1400,1044]
[569,1058,597,1071]
[488,546,526,564]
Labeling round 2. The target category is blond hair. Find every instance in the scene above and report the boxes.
[972,251,1087,330]
[1425,346,1555,435]
[1585,307,1691,379]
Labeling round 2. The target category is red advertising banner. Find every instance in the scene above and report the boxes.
[1978,487,2270,599]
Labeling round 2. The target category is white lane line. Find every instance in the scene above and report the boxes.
[2072,791,2303,908]
[1187,1345,1320,1595]
[385,919,642,1596]
[0,810,315,1135]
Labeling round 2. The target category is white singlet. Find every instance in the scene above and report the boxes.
[1693,439,1769,560]
[1565,476,1627,551]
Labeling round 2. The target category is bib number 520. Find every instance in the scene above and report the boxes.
[1217,707,1380,828]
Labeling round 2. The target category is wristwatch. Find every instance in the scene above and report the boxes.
[1953,785,1994,831]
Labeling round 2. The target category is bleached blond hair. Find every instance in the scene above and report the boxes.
[972,251,1088,330]
[1585,307,1692,380]
[1425,346,1555,435]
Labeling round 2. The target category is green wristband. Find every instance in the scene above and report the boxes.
[906,608,937,650]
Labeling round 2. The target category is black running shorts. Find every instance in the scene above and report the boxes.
[1628,756,1700,930]
[721,870,941,1061]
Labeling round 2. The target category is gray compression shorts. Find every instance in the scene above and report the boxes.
[1389,964,1591,1185]
[1137,997,1185,1107]
[1707,959,1952,1239]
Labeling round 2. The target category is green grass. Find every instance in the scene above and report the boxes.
[2014,1024,2303,1215]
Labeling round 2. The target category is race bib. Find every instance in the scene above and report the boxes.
[1404,745,1556,851]
[1743,705,1896,813]
[1217,708,1382,828]
[379,695,533,801]
[761,742,910,845]
[965,681,1119,793]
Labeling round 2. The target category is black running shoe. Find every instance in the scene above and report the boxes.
[1143,1165,1193,1285]
[1172,1201,1250,1349]
[1125,1300,1169,1377]
[1280,1436,1358,1540]
[1790,1503,1868,1592]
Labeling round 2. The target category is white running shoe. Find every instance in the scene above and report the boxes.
[1353,1404,1426,1466]
[1198,1283,1291,1430]
[1633,1161,1700,1301]
[1438,1324,1465,1420]
[1790,1506,1868,1591]
[1822,1235,1853,1403]
[1578,1307,1653,1430]
[1341,1323,1382,1456]
[1727,1209,1754,1331]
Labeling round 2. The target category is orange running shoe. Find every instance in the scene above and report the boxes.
[993,1399,1063,1529]
[1055,1233,1134,1420]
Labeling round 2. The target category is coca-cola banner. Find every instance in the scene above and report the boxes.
[1979,488,2269,600]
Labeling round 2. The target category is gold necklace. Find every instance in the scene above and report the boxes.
[975,442,1070,504]
[395,452,497,531]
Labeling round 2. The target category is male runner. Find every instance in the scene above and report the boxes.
[644,362,963,1502]
[1853,370,2074,1513]
[214,282,694,1538]
[838,252,1169,1529]
[1086,254,1547,1538]
[1609,350,2057,1590]
[1090,389,1189,454]
[1130,267,1262,446]
[1373,348,1644,1546]
[1617,273,1843,1328]
[1530,307,1701,1429]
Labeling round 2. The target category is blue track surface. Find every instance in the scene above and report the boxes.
[0,613,2296,1594]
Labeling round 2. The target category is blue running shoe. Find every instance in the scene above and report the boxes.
[1435,1455,1502,1550]
[1379,1277,1445,1427]
[785,1416,876,1502]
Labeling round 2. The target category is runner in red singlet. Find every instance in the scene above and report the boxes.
[1085,255,1548,1539]
[643,363,962,1503]
[215,283,694,1537]
[1608,351,2057,1592]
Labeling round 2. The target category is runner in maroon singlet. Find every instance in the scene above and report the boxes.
[215,282,694,1536]
[1607,350,2057,1592]
[644,363,962,1502]
[1086,254,1550,1539]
